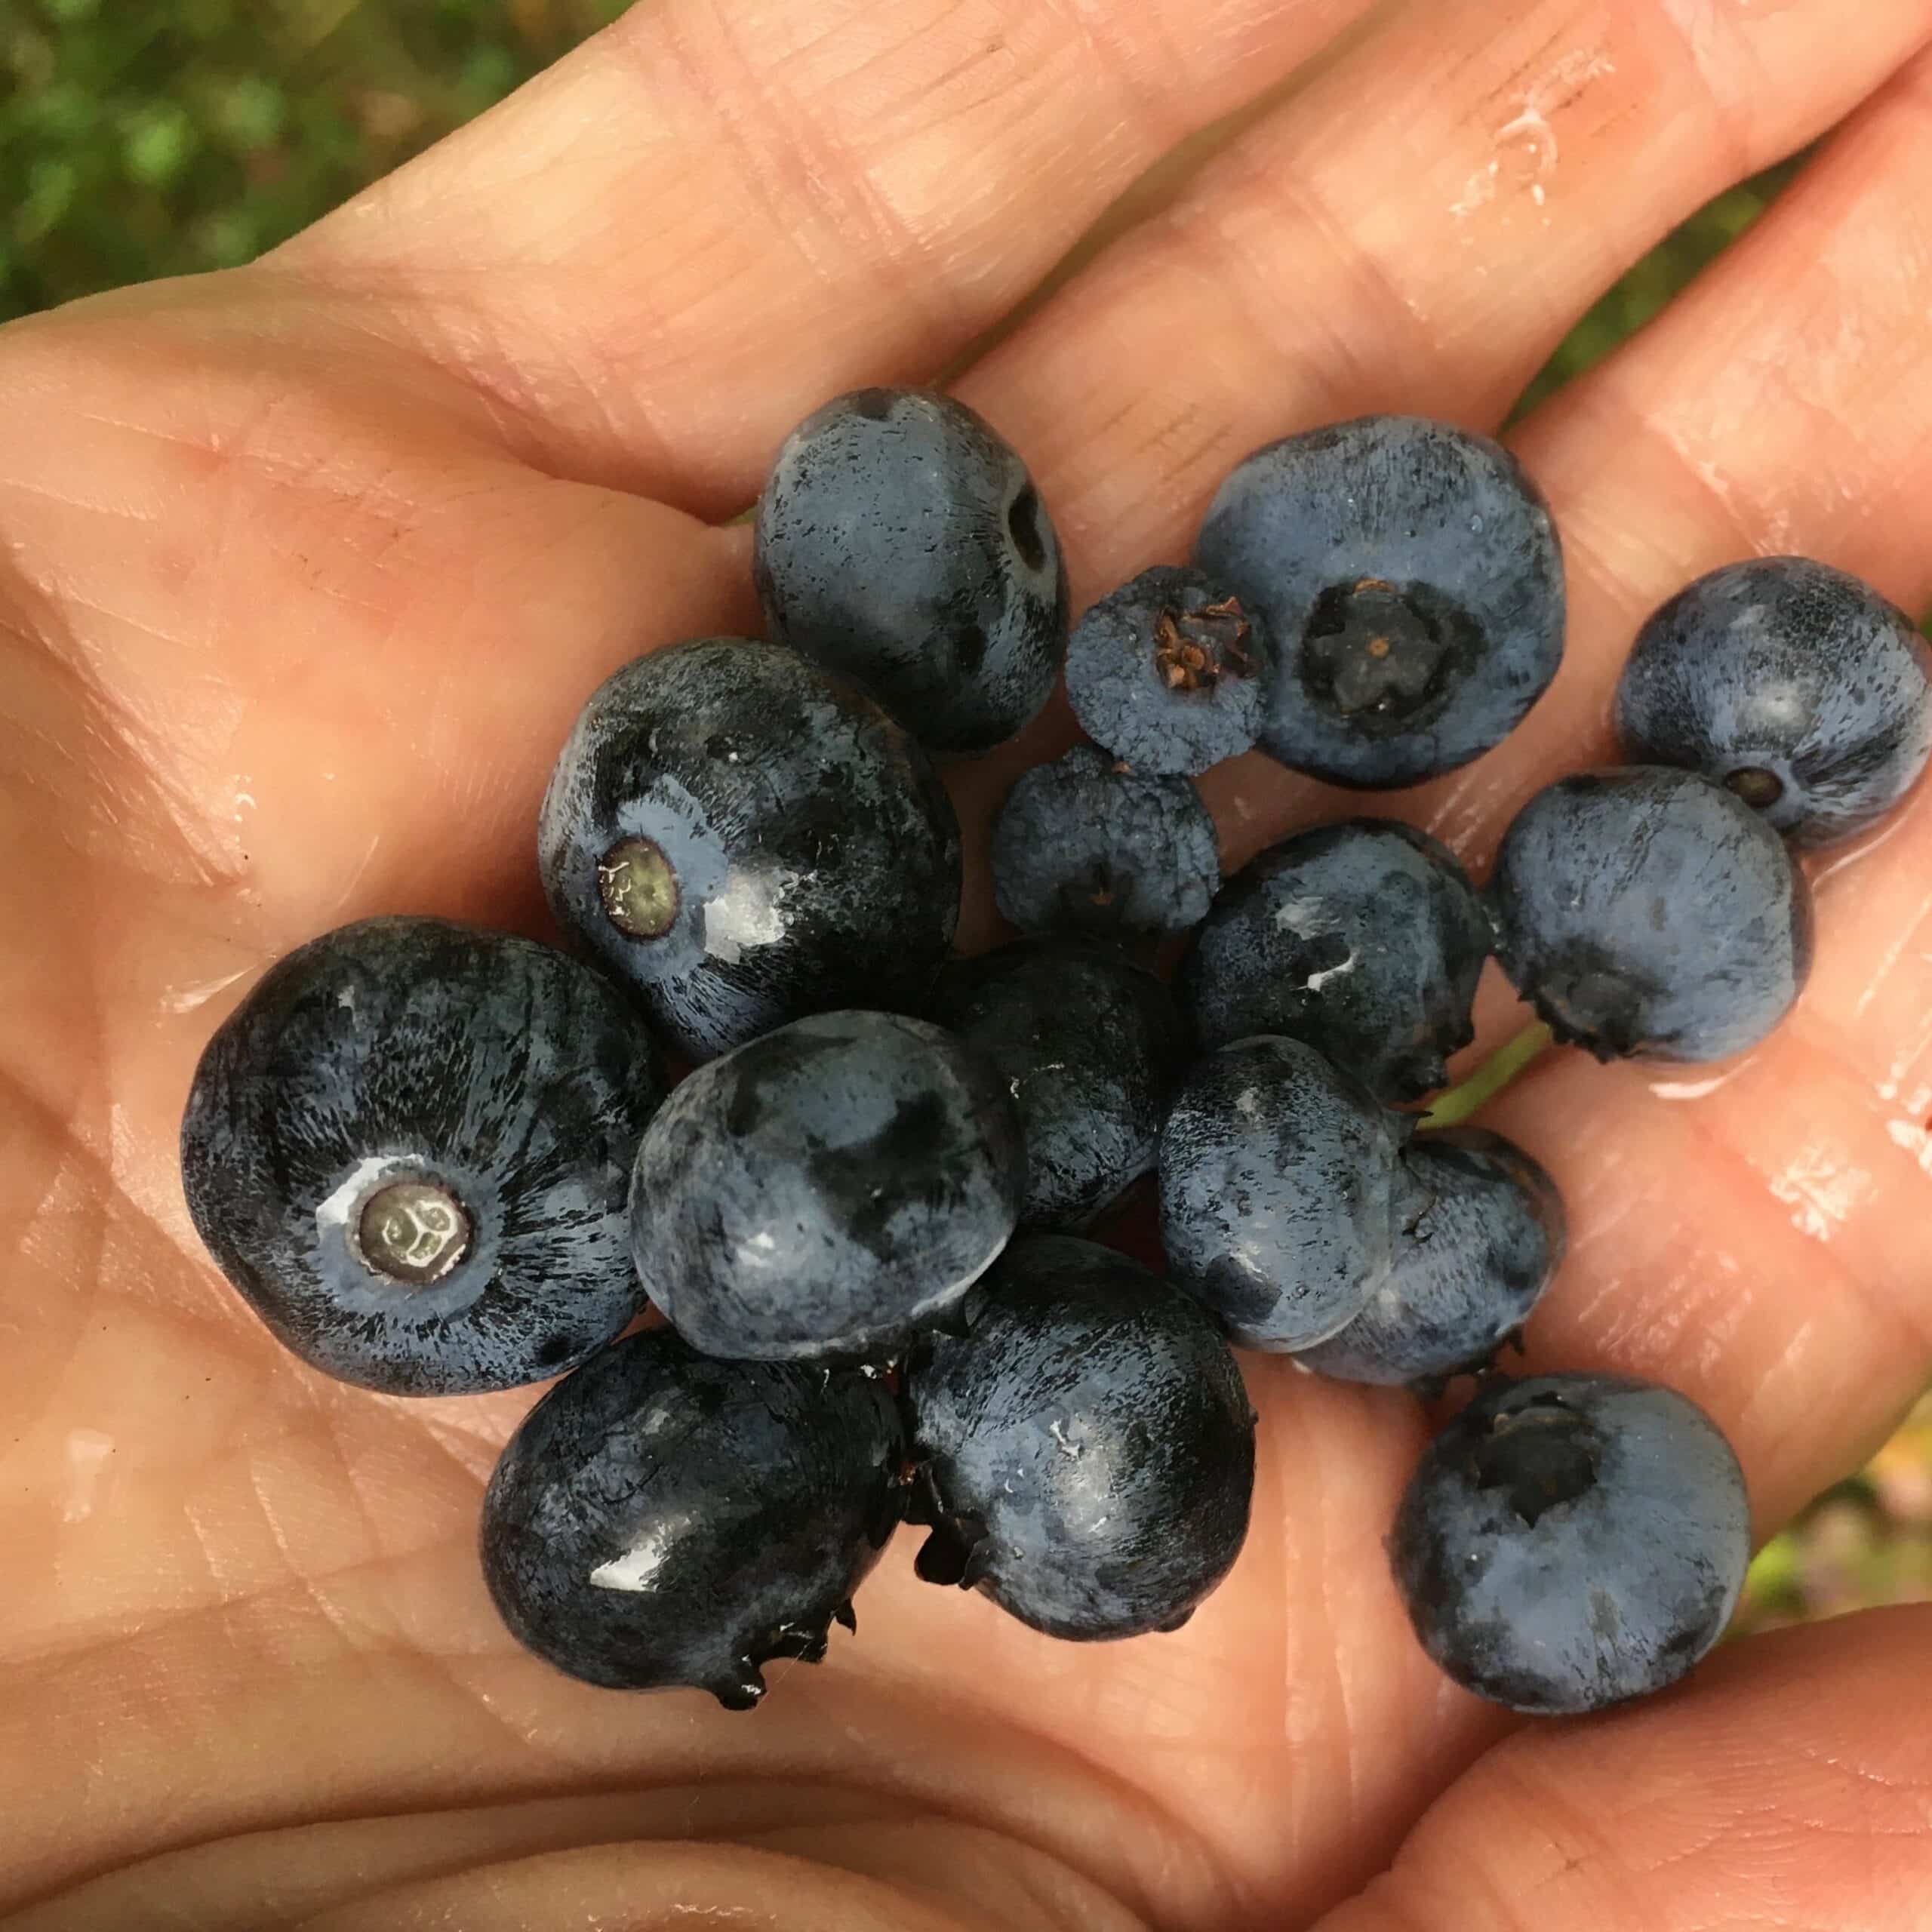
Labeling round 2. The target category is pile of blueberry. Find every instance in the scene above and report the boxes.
[182,389,1932,1720]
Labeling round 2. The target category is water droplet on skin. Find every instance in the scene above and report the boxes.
[63,1429,115,1524]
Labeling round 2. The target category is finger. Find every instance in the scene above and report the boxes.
[281,1844,1004,1932]
[14,32,1932,1932]
[936,0,1932,942]
[963,61,1932,1925]
[276,0,1378,512]
[955,0,1932,603]
[1235,58,1932,1919]
[0,278,749,1208]
[1315,1607,1932,1932]
[1467,50,1932,1518]
[1429,47,1932,868]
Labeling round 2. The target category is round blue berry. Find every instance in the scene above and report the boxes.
[1158,1035,1424,1352]
[539,638,961,1062]
[180,917,664,1395]
[1389,1373,1750,1715]
[630,1010,1024,1361]
[906,1235,1255,1640]
[1195,416,1564,788]
[755,388,1068,754]
[1178,818,1491,1103]
[1616,556,1932,849]
[1065,567,1271,775]
[927,937,1187,1231]
[481,1327,902,1708]
[1491,765,1814,1063]
[990,744,1219,939]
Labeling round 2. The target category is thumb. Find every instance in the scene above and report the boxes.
[1316,1605,1932,1932]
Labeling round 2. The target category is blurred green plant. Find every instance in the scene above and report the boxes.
[1509,157,1802,420]
[3,2,1796,338]
[1740,1394,1932,1633]
[0,4,1918,1628]
[2,0,630,320]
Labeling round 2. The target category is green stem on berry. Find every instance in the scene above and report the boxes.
[1421,1022,1555,1131]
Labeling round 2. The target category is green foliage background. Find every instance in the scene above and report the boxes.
[2,0,628,318]
[3,0,1925,1629]
[2,0,1792,335]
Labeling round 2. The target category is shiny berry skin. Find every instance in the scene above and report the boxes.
[1389,1374,1751,1715]
[539,638,961,1062]
[630,1010,1024,1362]
[481,1327,902,1709]
[754,388,1069,755]
[926,937,1186,1232]
[180,917,664,1396]
[905,1235,1255,1640]
[1177,818,1491,1103]
[1158,1035,1425,1352]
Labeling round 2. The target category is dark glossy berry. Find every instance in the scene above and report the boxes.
[630,1011,1023,1361]
[927,938,1188,1232]
[1297,1128,1565,1389]
[990,744,1219,938]
[1491,765,1814,1063]
[539,638,961,1062]
[1615,556,1932,850]
[180,917,664,1396]
[1195,416,1565,788]
[905,1235,1255,1639]
[480,1327,902,1709]
[1158,1035,1423,1352]
[1389,1373,1750,1715]
[1177,819,1491,1103]
[1065,567,1272,775]
[753,388,1069,755]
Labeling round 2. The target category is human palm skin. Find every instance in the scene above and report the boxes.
[7,2,1932,1926]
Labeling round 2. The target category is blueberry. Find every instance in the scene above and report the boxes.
[905,1235,1255,1639]
[926,937,1187,1232]
[480,1327,902,1708]
[754,388,1069,755]
[1177,819,1491,1103]
[539,638,961,1062]
[1065,567,1272,776]
[1158,1035,1424,1351]
[1195,416,1565,788]
[630,1010,1024,1361]
[990,744,1220,939]
[1615,556,1932,849]
[1491,765,1814,1063]
[180,917,664,1396]
[1389,1373,1751,1715]
[1297,1128,1565,1389]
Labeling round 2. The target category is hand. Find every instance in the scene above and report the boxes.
[6,3,1932,1927]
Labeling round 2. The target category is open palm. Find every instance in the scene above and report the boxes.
[7,3,1932,1927]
